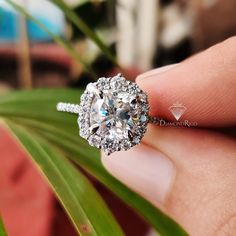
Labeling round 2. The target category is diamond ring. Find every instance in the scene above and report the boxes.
[56,74,160,155]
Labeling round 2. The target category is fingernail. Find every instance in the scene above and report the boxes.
[136,64,178,81]
[101,144,176,205]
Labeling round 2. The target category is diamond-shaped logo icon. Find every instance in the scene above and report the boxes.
[168,102,186,121]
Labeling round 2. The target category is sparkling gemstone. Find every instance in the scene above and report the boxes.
[89,90,142,142]
[78,74,149,154]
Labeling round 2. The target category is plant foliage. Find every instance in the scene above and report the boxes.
[0,89,188,236]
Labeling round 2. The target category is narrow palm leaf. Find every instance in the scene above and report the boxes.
[5,0,97,79]
[51,0,120,68]
[0,89,188,236]
[5,122,124,236]
[0,217,7,236]
[69,0,106,8]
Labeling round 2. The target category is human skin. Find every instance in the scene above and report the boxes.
[102,37,236,236]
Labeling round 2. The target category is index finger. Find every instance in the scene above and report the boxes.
[136,37,236,126]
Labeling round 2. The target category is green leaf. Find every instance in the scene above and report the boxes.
[68,0,106,8]
[0,89,188,236]
[51,0,120,68]
[0,217,7,236]
[5,0,97,79]
[5,122,124,236]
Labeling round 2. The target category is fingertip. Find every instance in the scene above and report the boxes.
[101,144,176,205]
[135,38,236,126]
[136,64,178,83]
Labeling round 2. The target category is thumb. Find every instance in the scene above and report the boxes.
[102,127,236,236]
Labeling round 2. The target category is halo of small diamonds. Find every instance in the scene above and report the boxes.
[78,74,149,155]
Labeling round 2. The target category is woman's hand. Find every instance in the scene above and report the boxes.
[102,37,236,236]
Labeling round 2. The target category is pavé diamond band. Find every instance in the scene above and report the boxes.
[56,74,161,155]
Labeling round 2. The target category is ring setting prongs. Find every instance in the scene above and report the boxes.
[57,74,159,155]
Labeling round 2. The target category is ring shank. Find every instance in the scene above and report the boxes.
[148,116,162,125]
[56,102,80,114]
